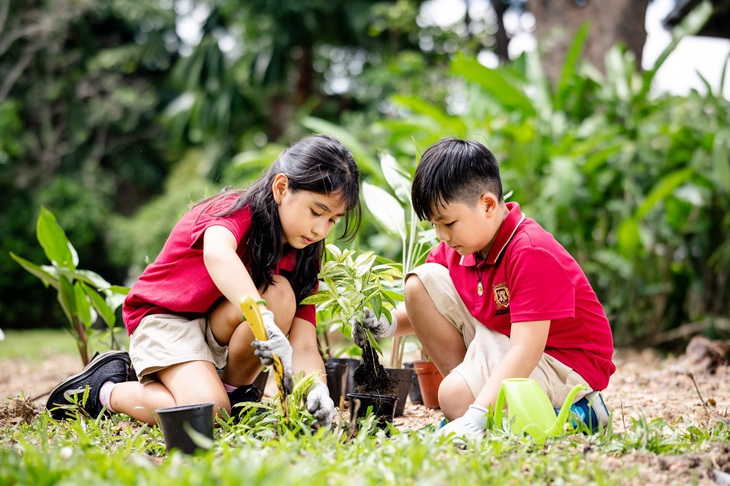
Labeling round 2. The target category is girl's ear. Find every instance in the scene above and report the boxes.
[272,173,289,204]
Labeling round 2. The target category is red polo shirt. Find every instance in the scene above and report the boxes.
[123,199,316,334]
[426,202,615,390]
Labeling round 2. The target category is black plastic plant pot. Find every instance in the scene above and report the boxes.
[328,357,361,395]
[347,392,398,428]
[253,369,269,391]
[156,402,215,454]
[386,367,415,417]
[325,359,348,407]
[403,362,423,405]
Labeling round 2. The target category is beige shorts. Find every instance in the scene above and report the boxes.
[129,314,229,384]
[408,263,593,408]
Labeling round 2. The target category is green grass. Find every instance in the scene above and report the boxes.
[0,329,78,361]
[2,331,729,485]
[0,329,129,361]
[0,413,614,485]
[2,396,729,485]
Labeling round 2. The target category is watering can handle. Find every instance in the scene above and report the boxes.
[547,383,586,436]
[494,385,506,427]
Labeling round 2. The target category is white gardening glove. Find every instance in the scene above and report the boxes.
[438,404,489,447]
[251,309,293,394]
[306,381,334,429]
[351,307,397,347]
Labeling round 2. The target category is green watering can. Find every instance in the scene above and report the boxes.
[494,378,585,445]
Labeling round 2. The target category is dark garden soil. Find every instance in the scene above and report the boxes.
[2,336,730,484]
[353,342,396,395]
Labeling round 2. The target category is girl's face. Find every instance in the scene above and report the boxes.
[273,174,348,249]
[429,193,503,258]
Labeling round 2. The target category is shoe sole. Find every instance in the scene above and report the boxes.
[46,350,131,420]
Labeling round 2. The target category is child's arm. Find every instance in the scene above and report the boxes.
[439,320,550,442]
[474,320,551,410]
[203,225,263,306]
[289,316,336,427]
[351,302,413,347]
[204,225,295,393]
[288,316,325,375]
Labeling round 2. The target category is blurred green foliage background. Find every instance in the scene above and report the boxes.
[1,0,728,349]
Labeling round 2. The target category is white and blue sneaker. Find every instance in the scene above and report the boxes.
[556,390,610,432]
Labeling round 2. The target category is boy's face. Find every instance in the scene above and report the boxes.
[430,194,502,258]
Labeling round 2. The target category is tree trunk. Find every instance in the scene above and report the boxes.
[266,92,290,142]
[294,43,314,107]
[490,0,510,63]
[527,0,650,81]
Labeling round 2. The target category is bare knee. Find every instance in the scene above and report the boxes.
[158,362,232,416]
[404,275,429,329]
[404,274,427,305]
[210,299,245,343]
[438,373,474,420]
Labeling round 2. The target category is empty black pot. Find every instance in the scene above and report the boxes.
[325,359,348,407]
[328,357,361,395]
[156,402,214,454]
[404,362,423,405]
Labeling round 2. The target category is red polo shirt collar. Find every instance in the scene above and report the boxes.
[459,202,525,267]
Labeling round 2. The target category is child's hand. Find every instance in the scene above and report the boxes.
[351,308,397,347]
[438,404,489,447]
[251,309,293,393]
[306,381,334,429]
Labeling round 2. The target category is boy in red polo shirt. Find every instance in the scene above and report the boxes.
[353,138,615,444]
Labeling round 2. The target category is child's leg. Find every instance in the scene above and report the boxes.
[110,361,228,425]
[405,274,467,376]
[214,274,297,388]
[449,324,596,420]
[121,314,231,424]
[438,375,475,420]
[407,271,476,418]
[405,263,477,377]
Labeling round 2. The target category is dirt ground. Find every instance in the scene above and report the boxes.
[2,336,729,484]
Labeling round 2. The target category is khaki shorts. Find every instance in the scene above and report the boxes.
[129,314,229,384]
[408,263,593,408]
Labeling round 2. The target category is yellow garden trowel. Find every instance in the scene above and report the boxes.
[239,296,289,422]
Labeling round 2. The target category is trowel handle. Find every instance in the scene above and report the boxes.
[239,296,267,341]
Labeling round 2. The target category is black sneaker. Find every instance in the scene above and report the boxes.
[227,384,263,419]
[45,350,131,420]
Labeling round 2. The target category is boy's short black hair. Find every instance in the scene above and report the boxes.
[411,137,502,221]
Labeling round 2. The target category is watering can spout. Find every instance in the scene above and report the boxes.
[546,383,585,437]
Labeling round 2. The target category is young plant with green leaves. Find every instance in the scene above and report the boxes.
[361,152,438,367]
[9,207,129,365]
[302,244,403,393]
[302,244,403,355]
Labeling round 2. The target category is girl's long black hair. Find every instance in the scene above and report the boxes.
[194,134,361,303]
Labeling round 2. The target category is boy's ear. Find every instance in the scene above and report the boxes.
[481,192,499,214]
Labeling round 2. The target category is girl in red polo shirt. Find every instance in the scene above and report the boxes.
[353,137,615,445]
[46,134,361,428]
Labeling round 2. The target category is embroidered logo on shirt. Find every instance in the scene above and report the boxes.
[493,283,510,309]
